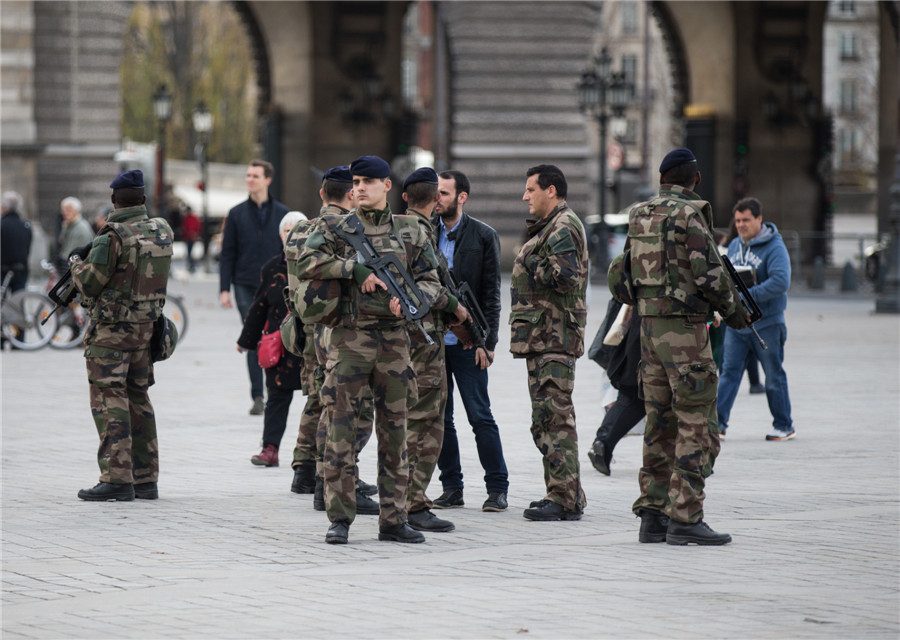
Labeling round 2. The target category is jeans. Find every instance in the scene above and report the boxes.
[717,323,793,432]
[438,344,509,494]
[233,283,264,400]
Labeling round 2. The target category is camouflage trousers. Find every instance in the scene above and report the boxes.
[84,322,158,485]
[406,332,447,513]
[321,326,412,526]
[291,350,321,467]
[525,354,585,512]
[633,316,720,524]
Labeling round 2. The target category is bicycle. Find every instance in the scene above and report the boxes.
[42,260,188,347]
[1,268,58,350]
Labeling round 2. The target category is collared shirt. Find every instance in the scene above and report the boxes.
[439,217,461,346]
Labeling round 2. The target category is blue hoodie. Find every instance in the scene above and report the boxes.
[725,221,790,331]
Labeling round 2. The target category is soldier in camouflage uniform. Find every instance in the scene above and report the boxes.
[284,166,377,515]
[295,155,443,544]
[610,148,749,546]
[510,165,589,521]
[71,170,173,502]
[399,167,468,534]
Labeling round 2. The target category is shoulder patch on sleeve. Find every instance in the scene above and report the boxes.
[548,227,577,255]
[88,234,111,265]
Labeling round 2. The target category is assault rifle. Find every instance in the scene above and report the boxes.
[721,254,768,350]
[41,267,78,325]
[436,253,492,362]
[336,214,434,345]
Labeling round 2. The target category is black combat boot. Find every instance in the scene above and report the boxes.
[666,520,732,546]
[313,475,325,511]
[77,482,135,502]
[291,462,317,494]
[637,508,670,543]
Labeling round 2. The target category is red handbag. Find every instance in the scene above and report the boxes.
[257,322,284,369]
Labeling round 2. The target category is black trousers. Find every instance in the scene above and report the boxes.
[594,391,646,458]
[262,386,296,448]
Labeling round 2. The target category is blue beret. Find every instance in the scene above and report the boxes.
[402,167,438,191]
[350,155,391,179]
[109,169,144,189]
[659,148,697,174]
[323,165,352,183]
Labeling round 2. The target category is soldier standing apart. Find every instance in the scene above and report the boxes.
[716,197,794,441]
[400,167,468,534]
[612,148,749,545]
[219,160,290,416]
[71,170,174,501]
[510,164,589,522]
[296,155,443,544]
[431,170,510,513]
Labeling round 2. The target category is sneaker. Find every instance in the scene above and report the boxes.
[482,492,508,512]
[765,428,796,441]
[249,396,265,415]
[432,488,464,509]
[523,499,582,521]
[408,509,455,532]
[718,428,726,440]
[666,520,732,546]
[749,383,765,394]
[587,440,611,476]
[250,444,279,467]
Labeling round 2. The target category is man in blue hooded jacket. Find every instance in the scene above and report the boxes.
[717,197,794,441]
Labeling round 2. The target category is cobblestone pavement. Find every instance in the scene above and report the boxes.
[2,272,898,639]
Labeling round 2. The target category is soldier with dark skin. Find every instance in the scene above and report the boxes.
[295,155,443,545]
[510,164,589,522]
[398,167,468,534]
[71,170,174,502]
[610,148,749,545]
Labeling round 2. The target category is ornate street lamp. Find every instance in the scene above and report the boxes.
[576,48,634,272]
[152,84,173,218]
[192,101,213,273]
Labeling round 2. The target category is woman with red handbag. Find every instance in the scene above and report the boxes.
[237,211,307,466]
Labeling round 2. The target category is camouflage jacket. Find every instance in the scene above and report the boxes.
[627,185,745,324]
[295,204,443,330]
[71,204,173,327]
[509,201,589,358]
[405,207,458,335]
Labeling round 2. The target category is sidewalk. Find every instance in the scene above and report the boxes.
[2,273,898,639]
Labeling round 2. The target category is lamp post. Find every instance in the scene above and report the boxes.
[576,48,633,273]
[152,84,173,219]
[876,148,900,313]
[192,101,213,273]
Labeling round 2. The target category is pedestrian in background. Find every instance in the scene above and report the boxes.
[56,197,95,272]
[510,164,589,522]
[71,170,173,502]
[1,191,32,292]
[717,197,795,442]
[431,170,509,513]
[237,211,308,468]
[181,208,201,273]
[219,159,290,416]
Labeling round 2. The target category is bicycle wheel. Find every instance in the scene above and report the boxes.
[2,291,58,350]
[49,304,89,349]
[164,293,188,342]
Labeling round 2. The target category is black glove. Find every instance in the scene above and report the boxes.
[69,242,92,260]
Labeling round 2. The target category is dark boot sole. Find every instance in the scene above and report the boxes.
[523,511,582,521]
[408,522,455,532]
[325,535,348,545]
[291,484,316,494]
[432,503,464,509]
[377,533,425,543]
[639,532,667,543]
[134,491,158,500]
[251,460,278,467]
[666,534,732,546]
[78,493,134,502]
